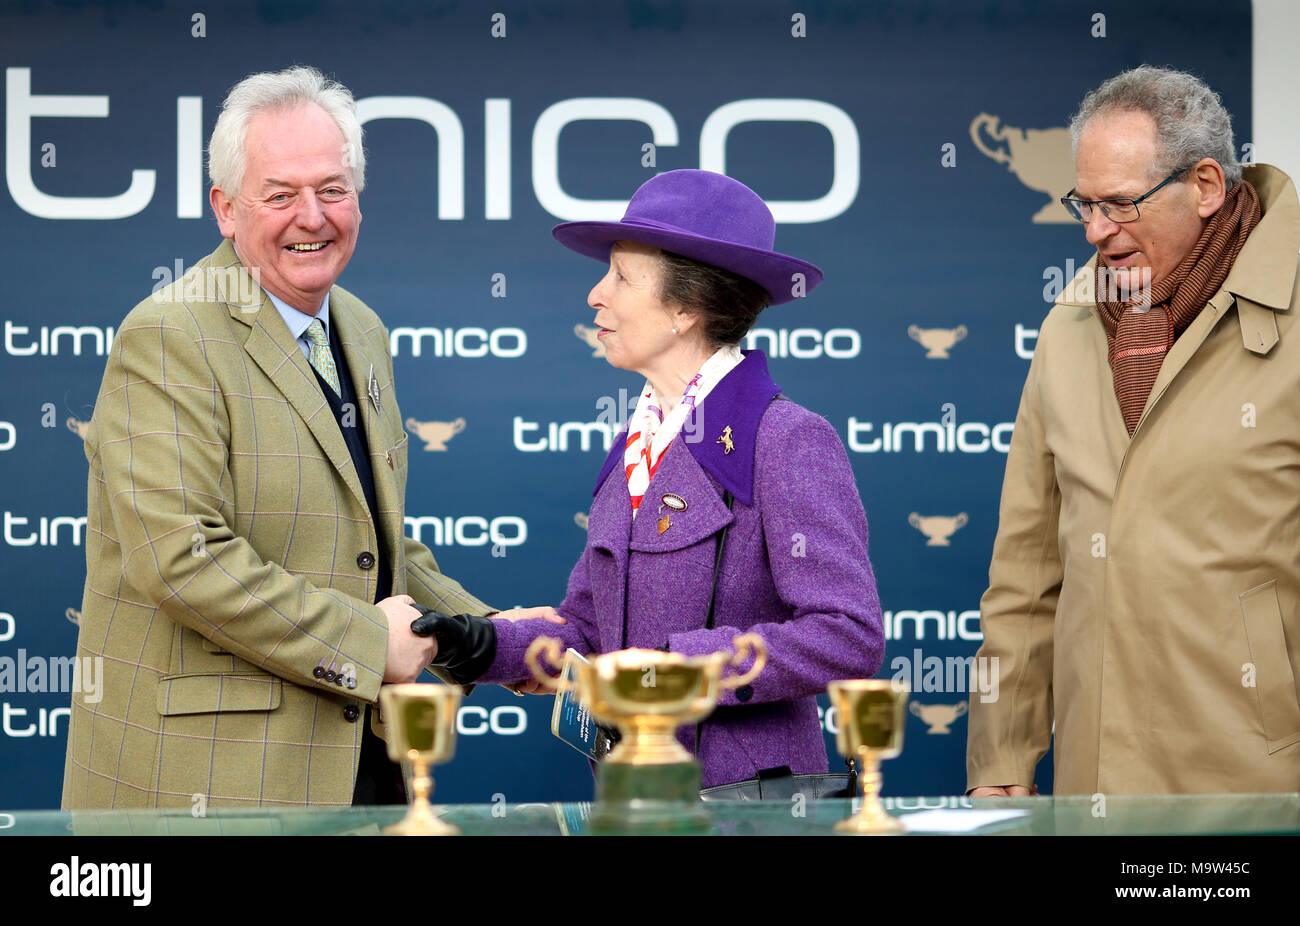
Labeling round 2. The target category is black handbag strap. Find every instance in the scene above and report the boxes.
[703,489,734,631]
[696,489,734,756]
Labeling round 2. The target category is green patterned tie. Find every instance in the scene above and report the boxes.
[303,318,341,395]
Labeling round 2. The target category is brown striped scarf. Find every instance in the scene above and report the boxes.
[1096,179,1260,435]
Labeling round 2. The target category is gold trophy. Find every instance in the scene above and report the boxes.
[829,679,909,834]
[525,634,767,833]
[378,683,462,836]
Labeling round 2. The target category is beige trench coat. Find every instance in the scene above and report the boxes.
[967,164,1300,794]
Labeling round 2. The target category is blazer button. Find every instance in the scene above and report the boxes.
[343,704,361,722]
[735,685,754,703]
[312,666,326,679]
[357,551,375,569]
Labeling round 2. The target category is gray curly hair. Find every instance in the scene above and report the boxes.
[208,66,365,196]
[1069,65,1242,190]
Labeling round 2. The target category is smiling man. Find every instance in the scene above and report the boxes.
[967,66,1300,795]
[62,67,548,809]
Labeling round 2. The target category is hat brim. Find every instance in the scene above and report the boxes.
[551,220,823,305]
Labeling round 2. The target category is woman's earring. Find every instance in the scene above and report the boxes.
[672,327,679,334]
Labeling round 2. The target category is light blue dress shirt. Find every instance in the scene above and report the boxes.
[266,290,332,362]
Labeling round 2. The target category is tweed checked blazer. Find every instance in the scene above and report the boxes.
[62,239,490,809]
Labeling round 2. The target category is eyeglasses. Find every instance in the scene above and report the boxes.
[1060,168,1189,224]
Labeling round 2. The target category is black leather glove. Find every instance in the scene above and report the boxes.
[409,607,498,685]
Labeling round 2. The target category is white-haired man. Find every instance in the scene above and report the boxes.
[63,67,552,809]
[967,66,1300,795]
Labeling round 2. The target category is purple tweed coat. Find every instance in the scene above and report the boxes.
[481,351,883,787]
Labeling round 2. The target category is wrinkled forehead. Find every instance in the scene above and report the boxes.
[1073,110,1163,198]
[609,240,665,273]
[243,105,352,186]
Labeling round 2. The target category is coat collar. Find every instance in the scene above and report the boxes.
[1050,165,1300,442]
[1056,163,1300,312]
[591,349,781,506]
[1223,163,1300,309]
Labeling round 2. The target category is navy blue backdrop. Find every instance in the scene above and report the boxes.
[0,0,1251,807]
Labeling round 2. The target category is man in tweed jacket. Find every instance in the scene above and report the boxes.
[62,67,544,809]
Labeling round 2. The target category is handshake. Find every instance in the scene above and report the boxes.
[377,595,564,686]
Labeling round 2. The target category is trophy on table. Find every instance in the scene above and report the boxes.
[378,683,463,836]
[525,634,767,833]
[829,679,909,834]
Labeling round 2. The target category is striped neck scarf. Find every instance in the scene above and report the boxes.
[1096,179,1260,435]
[624,345,745,516]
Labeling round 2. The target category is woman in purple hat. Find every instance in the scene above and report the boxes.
[418,170,884,794]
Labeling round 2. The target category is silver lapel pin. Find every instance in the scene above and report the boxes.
[367,363,382,413]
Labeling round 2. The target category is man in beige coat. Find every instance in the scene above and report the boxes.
[968,66,1300,795]
[62,67,549,809]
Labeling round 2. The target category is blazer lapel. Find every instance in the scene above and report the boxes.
[210,240,372,518]
[330,294,407,565]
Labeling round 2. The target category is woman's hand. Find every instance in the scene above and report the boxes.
[494,606,566,624]
[504,678,552,695]
[492,607,566,694]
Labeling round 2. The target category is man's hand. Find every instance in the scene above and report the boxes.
[495,606,566,693]
[380,595,436,683]
[969,784,1036,797]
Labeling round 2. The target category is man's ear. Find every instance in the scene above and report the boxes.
[1191,157,1227,218]
[210,186,236,239]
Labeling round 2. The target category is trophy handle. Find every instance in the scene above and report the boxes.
[720,632,768,689]
[969,112,1012,165]
[523,637,574,692]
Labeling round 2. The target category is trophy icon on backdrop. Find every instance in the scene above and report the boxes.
[969,112,1075,224]
[404,417,467,452]
[908,512,969,546]
[907,325,968,359]
[574,322,607,357]
[378,683,463,836]
[910,700,968,734]
[829,679,909,834]
[525,634,767,833]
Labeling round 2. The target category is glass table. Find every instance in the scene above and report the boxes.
[5,794,1299,836]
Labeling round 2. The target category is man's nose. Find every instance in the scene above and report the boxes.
[1083,208,1120,246]
[294,190,327,229]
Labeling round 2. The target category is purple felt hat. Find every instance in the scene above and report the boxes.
[551,170,823,305]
